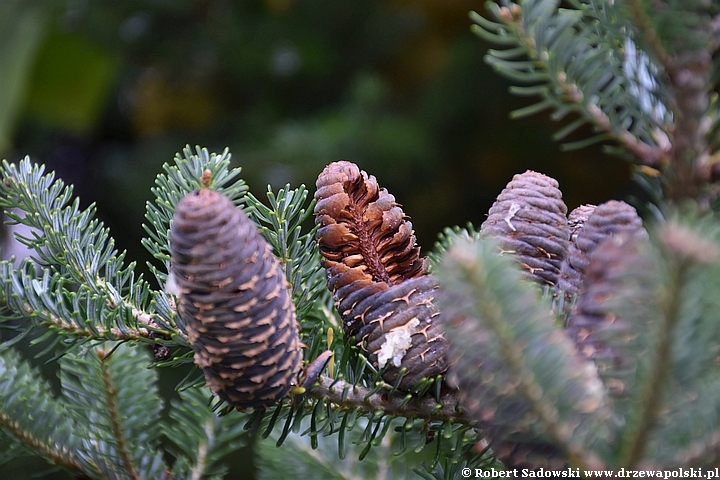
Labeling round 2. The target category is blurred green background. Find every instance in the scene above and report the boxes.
[1,0,633,258]
[0,0,634,478]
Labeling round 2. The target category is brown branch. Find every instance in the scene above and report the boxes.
[626,0,673,73]
[98,350,141,480]
[584,103,668,169]
[15,300,159,341]
[305,375,474,425]
[711,14,720,53]
[0,411,93,476]
[664,53,713,201]
[627,0,713,202]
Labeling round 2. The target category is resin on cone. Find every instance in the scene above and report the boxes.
[314,161,447,391]
[480,170,571,286]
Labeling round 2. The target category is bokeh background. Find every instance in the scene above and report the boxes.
[0,0,635,478]
[1,0,635,260]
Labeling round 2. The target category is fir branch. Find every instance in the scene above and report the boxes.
[60,343,167,479]
[0,260,177,343]
[619,219,720,467]
[163,387,247,479]
[0,158,177,347]
[306,375,472,426]
[190,420,213,480]
[1,158,134,290]
[427,223,479,270]
[625,0,672,72]
[0,411,86,475]
[0,345,100,477]
[142,145,246,286]
[0,153,199,347]
[437,237,613,470]
[475,1,671,167]
[97,348,141,480]
[621,258,688,468]
[257,413,430,480]
[260,431,367,480]
[245,184,325,322]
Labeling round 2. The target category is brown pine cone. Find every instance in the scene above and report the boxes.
[350,275,446,390]
[568,204,597,242]
[566,233,654,387]
[480,171,571,286]
[314,160,425,288]
[314,161,447,391]
[557,200,645,297]
[170,188,302,409]
[314,159,425,340]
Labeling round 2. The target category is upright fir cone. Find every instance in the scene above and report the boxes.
[566,233,655,394]
[480,171,571,286]
[557,200,646,297]
[314,161,447,391]
[568,204,597,242]
[170,188,302,409]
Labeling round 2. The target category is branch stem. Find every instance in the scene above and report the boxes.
[6,297,181,343]
[627,0,713,202]
[99,351,141,480]
[190,420,213,480]
[0,411,91,475]
[306,375,473,425]
[621,260,687,468]
[584,102,667,168]
[625,0,672,72]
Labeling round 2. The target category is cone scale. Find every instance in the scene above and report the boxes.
[314,161,448,391]
[170,188,302,408]
[480,170,571,286]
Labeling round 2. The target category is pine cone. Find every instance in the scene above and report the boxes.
[566,233,653,382]
[568,204,597,242]
[352,275,446,390]
[314,161,447,391]
[480,171,571,286]
[557,200,645,297]
[314,160,425,289]
[170,188,302,409]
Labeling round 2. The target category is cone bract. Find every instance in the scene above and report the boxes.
[170,188,302,408]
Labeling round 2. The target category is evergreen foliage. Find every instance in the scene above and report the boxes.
[475,0,671,155]
[438,237,613,470]
[0,147,488,478]
[0,341,247,479]
[1,0,720,478]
